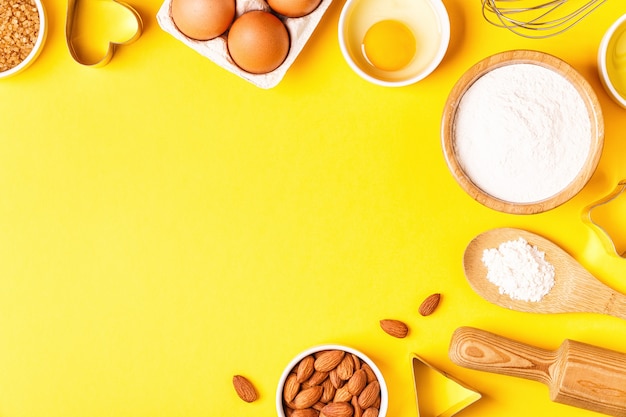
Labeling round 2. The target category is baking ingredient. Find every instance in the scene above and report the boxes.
[362,20,416,71]
[453,63,591,203]
[0,0,40,72]
[170,0,234,40]
[283,350,382,417]
[227,10,290,74]
[293,386,323,409]
[296,355,315,382]
[267,0,322,18]
[314,349,345,372]
[379,319,409,338]
[321,402,354,417]
[362,408,379,417]
[232,374,258,402]
[482,237,555,302]
[606,25,626,100]
[418,293,441,316]
[357,381,380,409]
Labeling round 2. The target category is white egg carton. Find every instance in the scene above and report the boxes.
[156,0,333,89]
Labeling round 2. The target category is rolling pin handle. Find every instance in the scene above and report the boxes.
[449,326,556,386]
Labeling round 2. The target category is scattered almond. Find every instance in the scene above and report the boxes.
[294,386,324,409]
[419,293,441,316]
[315,350,346,372]
[379,319,409,338]
[321,401,354,417]
[357,381,380,409]
[232,375,258,403]
[297,355,316,383]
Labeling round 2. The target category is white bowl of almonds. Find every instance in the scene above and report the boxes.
[276,345,388,417]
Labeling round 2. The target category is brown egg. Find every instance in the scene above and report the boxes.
[267,0,322,18]
[227,11,290,74]
[171,0,235,41]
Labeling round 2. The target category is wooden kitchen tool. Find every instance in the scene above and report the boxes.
[449,326,626,416]
[463,227,626,319]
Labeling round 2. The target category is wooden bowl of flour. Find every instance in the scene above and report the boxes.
[441,50,604,215]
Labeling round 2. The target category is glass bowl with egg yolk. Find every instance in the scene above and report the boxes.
[338,0,450,87]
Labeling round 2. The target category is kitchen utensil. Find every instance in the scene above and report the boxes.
[583,180,626,258]
[441,50,604,215]
[449,326,626,416]
[463,227,626,319]
[482,0,606,38]
[66,0,142,66]
[411,354,481,417]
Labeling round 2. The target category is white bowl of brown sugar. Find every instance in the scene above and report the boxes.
[0,0,47,78]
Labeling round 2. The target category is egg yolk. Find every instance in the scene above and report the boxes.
[362,20,416,71]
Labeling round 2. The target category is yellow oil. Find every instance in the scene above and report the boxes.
[606,25,626,99]
[590,190,626,257]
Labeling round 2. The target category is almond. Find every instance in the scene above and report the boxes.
[305,370,329,387]
[351,354,361,371]
[419,293,441,316]
[336,355,354,380]
[379,319,409,338]
[292,409,320,417]
[347,369,367,396]
[297,355,316,383]
[329,369,344,389]
[284,373,300,403]
[357,381,380,409]
[294,386,324,409]
[321,402,354,417]
[232,375,258,403]
[362,407,379,417]
[333,385,353,402]
[360,364,377,384]
[321,378,336,403]
[351,395,363,417]
[315,350,346,372]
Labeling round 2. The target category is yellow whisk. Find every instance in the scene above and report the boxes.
[482,0,606,38]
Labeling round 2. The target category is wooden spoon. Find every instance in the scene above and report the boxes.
[463,227,626,319]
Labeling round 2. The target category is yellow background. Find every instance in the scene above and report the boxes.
[1,0,626,416]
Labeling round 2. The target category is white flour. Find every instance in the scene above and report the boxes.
[453,63,591,203]
[482,237,555,302]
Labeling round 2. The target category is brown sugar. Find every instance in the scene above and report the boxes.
[0,0,40,72]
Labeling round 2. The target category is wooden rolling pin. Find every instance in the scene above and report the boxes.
[449,326,626,416]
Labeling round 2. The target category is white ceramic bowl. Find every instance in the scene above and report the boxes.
[0,0,47,79]
[338,0,449,87]
[276,344,388,417]
[598,13,626,109]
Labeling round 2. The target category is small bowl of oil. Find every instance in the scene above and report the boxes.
[598,14,626,109]
[338,0,449,87]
